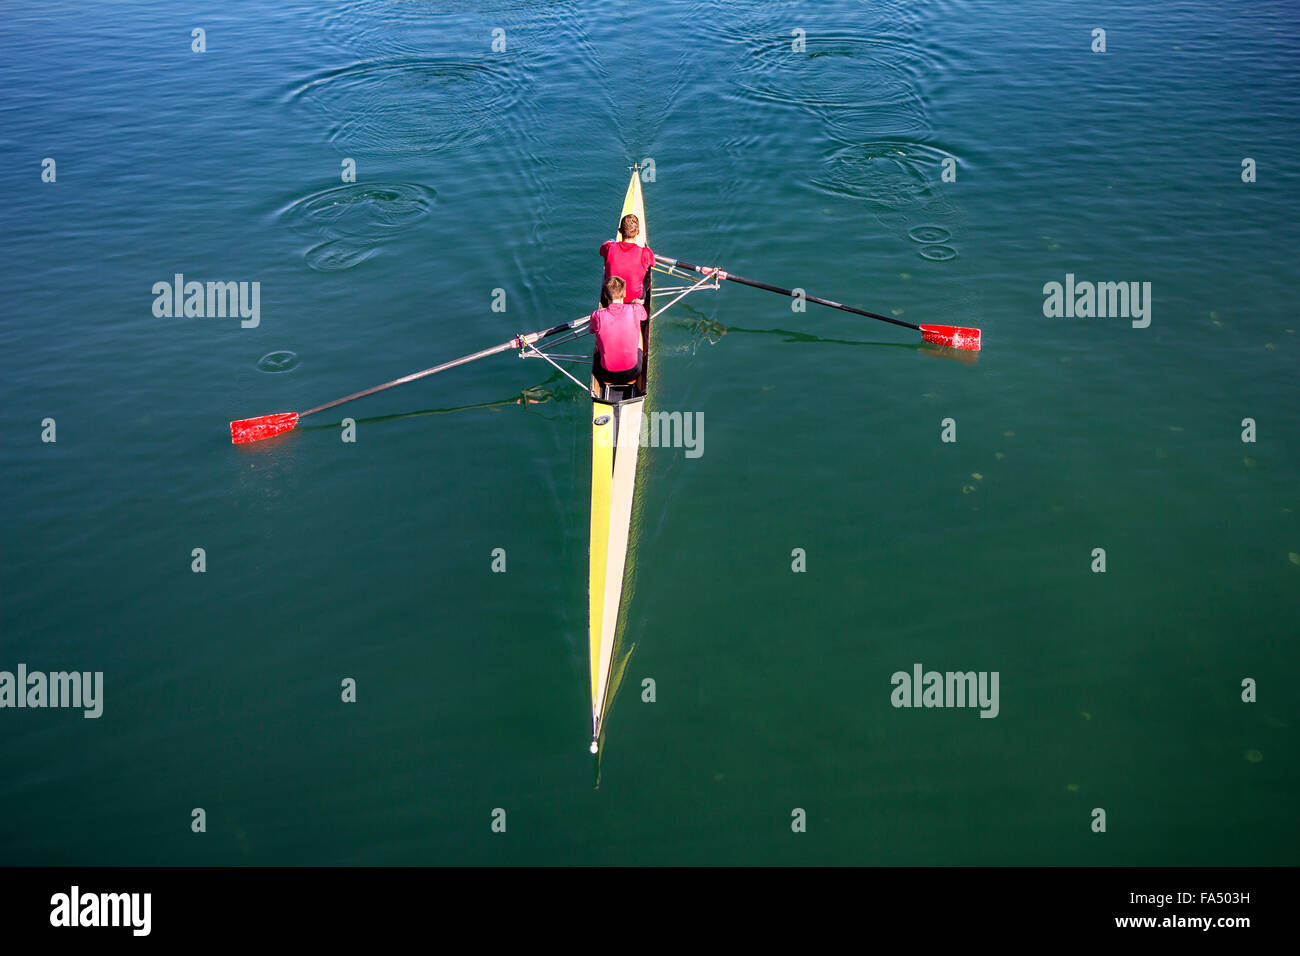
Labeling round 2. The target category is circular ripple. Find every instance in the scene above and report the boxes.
[320,1,576,58]
[278,181,434,272]
[280,182,434,238]
[735,35,929,141]
[908,225,951,244]
[305,238,379,273]
[813,141,955,209]
[284,58,525,153]
[258,351,300,373]
[918,245,957,261]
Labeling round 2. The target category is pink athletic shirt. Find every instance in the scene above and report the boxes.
[599,240,656,301]
[590,301,646,373]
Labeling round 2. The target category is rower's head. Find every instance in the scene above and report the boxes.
[604,276,626,303]
[619,214,640,241]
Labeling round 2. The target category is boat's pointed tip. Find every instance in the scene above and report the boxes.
[589,739,599,755]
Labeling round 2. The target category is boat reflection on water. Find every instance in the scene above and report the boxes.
[592,638,636,789]
[918,341,979,365]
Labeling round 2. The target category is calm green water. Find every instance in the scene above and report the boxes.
[1,0,1296,865]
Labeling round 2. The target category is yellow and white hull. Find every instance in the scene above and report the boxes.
[588,170,649,753]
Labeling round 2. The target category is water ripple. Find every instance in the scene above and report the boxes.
[304,239,380,273]
[282,182,434,236]
[277,181,435,272]
[283,57,526,153]
[257,351,300,373]
[918,245,957,262]
[320,1,578,58]
[732,32,931,142]
[812,141,956,209]
[908,225,952,244]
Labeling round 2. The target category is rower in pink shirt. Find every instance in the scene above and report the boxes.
[599,213,656,305]
[589,276,646,393]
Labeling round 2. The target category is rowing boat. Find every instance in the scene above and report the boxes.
[228,166,977,762]
[587,168,651,755]
[582,171,724,759]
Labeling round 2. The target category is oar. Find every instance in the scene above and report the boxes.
[229,317,589,444]
[656,255,981,351]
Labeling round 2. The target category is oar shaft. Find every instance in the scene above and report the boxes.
[300,318,586,419]
[658,256,920,332]
[301,340,514,419]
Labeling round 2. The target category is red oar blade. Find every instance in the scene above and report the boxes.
[230,412,299,444]
[920,324,981,351]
